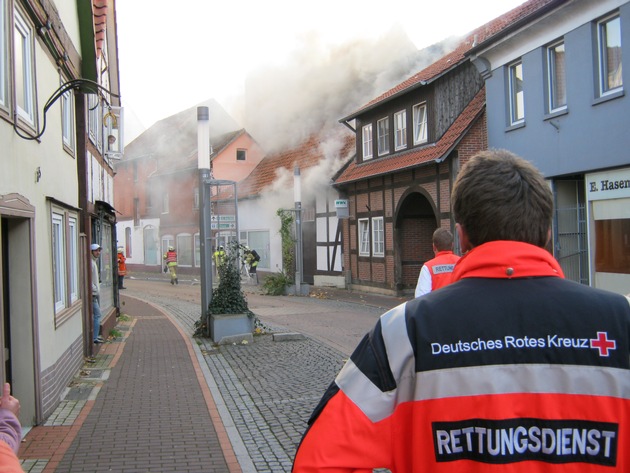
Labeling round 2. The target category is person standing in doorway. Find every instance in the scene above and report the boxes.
[117,247,127,289]
[90,243,105,343]
[414,228,460,298]
[163,246,178,285]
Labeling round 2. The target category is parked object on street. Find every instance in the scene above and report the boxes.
[293,150,630,471]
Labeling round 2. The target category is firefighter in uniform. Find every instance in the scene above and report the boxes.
[163,246,178,285]
[293,150,630,472]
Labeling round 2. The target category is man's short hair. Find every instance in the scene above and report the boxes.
[432,228,454,251]
[452,149,553,248]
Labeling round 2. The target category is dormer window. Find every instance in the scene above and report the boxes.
[362,124,373,161]
[237,149,246,161]
[413,103,427,145]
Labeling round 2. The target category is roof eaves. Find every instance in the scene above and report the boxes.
[466,0,569,57]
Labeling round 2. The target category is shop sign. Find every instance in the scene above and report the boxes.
[586,168,630,201]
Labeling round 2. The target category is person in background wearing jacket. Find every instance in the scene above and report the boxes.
[0,382,22,472]
[117,247,127,289]
[293,149,630,472]
[90,243,105,344]
[163,246,178,285]
[414,228,460,298]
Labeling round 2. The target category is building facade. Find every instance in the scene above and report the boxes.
[114,101,264,276]
[468,0,630,294]
[0,0,120,426]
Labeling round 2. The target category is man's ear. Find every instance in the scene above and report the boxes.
[456,223,473,254]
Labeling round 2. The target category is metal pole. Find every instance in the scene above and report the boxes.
[294,166,303,294]
[197,107,213,337]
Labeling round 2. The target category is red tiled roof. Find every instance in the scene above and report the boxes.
[235,132,355,200]
[93,0,107,59]
[334,87,485,185]
[344,0,557,119]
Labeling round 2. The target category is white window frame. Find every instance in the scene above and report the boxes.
[597,14,623,96]
[412,103,427,145]
[162,192,169,214]
[176,233,193,267]
[87,94,102,150]
[51,208,80,325]
[508,60,525,125]
[377,117,389,156]
[0,0,8,110]
[13,7,35,126]
[52,212,66,313]
[394,110,407,150]
[68,216,79,303]
[547,41,567,113]
[362,124,373,160]
[358,218,370,256]
[61,77,76,153]
[372,217,384,257]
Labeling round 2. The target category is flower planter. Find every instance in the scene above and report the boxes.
[210,313,254,345]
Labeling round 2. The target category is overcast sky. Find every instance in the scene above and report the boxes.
[115,0,525,143]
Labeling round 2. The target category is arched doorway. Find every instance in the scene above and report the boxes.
[395,191,438,292]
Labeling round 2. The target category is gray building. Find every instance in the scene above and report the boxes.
[468,0,630,294]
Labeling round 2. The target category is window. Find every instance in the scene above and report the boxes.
[508,61,525,125]
[61,78,75,152]
[377,117,389,156]
[239,230,270,268]
[413,103,427,145]
[372,217,384,257]
[133,198,140,226]
[125,227,132,257]
[595,218,630,274]
[236,149,246,161]
[52,213,66,313]
[0,0,8,109]
[598,14,622,96]
[51,208,80,325]
[162,192,169,214]
[547,42,566,112]
[177,233,193,266]
[87,94,102,150]
[14,7,35,126]
[394,110,407,150]
[358,218,370,256]
[161,236,174,260]
[193,187,199,210]
[362,124,373,160]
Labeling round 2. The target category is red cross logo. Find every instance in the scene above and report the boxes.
[590,332,616,357]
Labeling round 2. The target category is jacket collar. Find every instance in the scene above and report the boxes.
[451,241,565,281]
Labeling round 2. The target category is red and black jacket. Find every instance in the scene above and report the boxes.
[293,241,630,472]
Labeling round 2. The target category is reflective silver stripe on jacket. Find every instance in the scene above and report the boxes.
[336,301,630,424]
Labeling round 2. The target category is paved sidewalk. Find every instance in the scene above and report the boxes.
[20,297,240,473]
[18,280,405,473]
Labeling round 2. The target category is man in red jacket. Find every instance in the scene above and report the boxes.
[293,149,630,472]
[414,228,460,297]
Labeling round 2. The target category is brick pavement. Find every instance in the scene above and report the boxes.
[19,279,403,473]
[20,297,239,473]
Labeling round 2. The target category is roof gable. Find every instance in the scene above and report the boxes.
[343,0,558,120]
